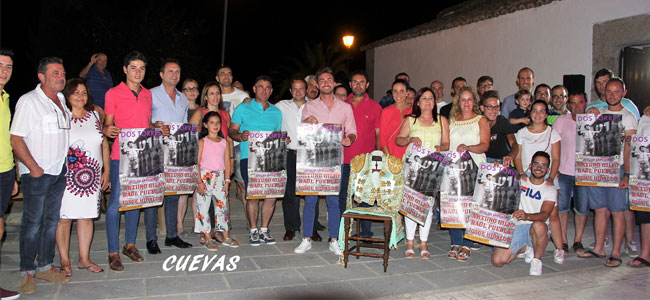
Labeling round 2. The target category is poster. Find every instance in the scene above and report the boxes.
[118,128,165,211]
[247,130,288,199]
[464,163,521,247]
[439,151,477,228]
[399,144,448,225]
[630,134,650,212]
[575,114,623,187]
[296,123,343,195]
[162,123,199,195]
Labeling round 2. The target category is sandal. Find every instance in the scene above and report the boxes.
[405,240,415,258]
[78,263,104,273]
[222,237,240,248]
[577,249,605,259]
[457,246,470,262]
[199,235,207,245]
[60,265,72,277]
[627,257,650,268]
[204,239,219,251]
[420,242,430,259]
[448,245,460,259]
[605,256,622,268]
[211,231,224,243]
[572,242,585,253]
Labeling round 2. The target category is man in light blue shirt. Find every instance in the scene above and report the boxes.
[230,75,282,246]
[501,67,535,119]
[586,68,640,120]
[148,58,191,254]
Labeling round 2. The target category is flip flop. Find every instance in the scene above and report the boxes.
[627,257,650,268]
[60,266,72,277]
[605,256,622,268]
[78,263,104,273]
[577,249,605,258]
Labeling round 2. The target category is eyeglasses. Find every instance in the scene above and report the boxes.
[483,105,500,110]
[551,95,566,100]
[478,84,493,89]
[54,107,71,130]
[531,161,549,168]
[183,87,198,92]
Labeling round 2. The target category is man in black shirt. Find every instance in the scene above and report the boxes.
[479,90,518,166]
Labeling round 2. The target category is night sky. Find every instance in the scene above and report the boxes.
[1,0,462,103]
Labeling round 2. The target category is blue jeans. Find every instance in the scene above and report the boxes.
[0,168,16,218]
[338,164,372,235]
[449,228,473,248]
[304,195,340,239]
[19,166,66,275]
[106,160,141,253]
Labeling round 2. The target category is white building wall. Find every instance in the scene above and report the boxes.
[371,0,650,102]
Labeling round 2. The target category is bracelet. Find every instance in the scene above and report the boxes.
[225,179,231,183]
[623,173,630,177]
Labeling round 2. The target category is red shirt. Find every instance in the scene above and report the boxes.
[199,108,230,139]
[344,94,381,164]
[379,105,412,159]
[105,82,152,160]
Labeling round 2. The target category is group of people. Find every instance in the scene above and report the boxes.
[0,47,649,299]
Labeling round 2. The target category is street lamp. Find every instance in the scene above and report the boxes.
[342,35,354,49]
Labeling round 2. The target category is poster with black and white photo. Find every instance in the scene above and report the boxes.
[575,114,623,187]
[296,123,343,195]
[439,151,477,228]
[118,128,165,211]
[247,130,288,199]
[399,144,448,225]
[629,134,650,212]
[163,123,199,195]
[464,163,521,247]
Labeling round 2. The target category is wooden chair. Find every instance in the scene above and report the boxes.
[340,151,404,273]
[342,212,392,272]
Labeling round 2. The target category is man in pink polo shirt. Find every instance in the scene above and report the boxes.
[103,51,169,272]
[294,67,357,255]
[342,70,381,237]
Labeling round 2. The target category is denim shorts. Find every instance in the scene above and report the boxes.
[0,169,16,218]
[586,166,627,212]
[509,223,532,256]
[557,173,589,216]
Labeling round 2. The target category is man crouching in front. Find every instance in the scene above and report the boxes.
[491,151,556,276]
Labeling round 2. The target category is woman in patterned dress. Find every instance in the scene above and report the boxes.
[55,79,109,275]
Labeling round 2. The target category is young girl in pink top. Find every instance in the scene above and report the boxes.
[196,111,238,250]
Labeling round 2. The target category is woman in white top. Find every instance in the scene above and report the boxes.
[514,99,565,263]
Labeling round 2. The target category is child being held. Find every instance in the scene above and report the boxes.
[509,89,533,130]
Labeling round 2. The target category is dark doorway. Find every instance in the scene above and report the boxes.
[621,45,650,113]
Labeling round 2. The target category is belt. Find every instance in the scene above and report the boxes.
[288,149,297,154]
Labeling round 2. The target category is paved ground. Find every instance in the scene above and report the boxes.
[0,189,647,299]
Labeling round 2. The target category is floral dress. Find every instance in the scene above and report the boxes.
[60,111,103,219]
[195,169,228,233]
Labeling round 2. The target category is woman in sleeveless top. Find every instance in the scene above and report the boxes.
[379,79,412,159]
[176,78,200,236]
[56,79,109,275]
[396,87,450,258]
[447,87,490,262]
[189,82,233,244]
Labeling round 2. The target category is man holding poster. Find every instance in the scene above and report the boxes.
[295,67,356,256]
[230,75,282,246]
[150,58,192,254]
[580,78,637,268]
[491,151,555,276]
[103,51,170,272]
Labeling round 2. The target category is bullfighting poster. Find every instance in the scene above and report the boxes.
[118,128,165,211]
[296,123,343,195]
[400,144,448,226]
[247,131,288,199]
[440,151,477,228]
[575,114,623,187]
[162,123,198,195]
[464,163,521,248]
[630,134,650,212]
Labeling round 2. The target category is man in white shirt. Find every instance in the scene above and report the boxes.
[276,78,309,241]
[580,78,637,268]
[11,57,71,293]
[491,151,556,276]
[216,65,250,220]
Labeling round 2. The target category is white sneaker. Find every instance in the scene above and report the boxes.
[553,249,565,264]
[329,240,342,256]
[523,246,534,263]
[294,238,312,254]
[529,258,543,276]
